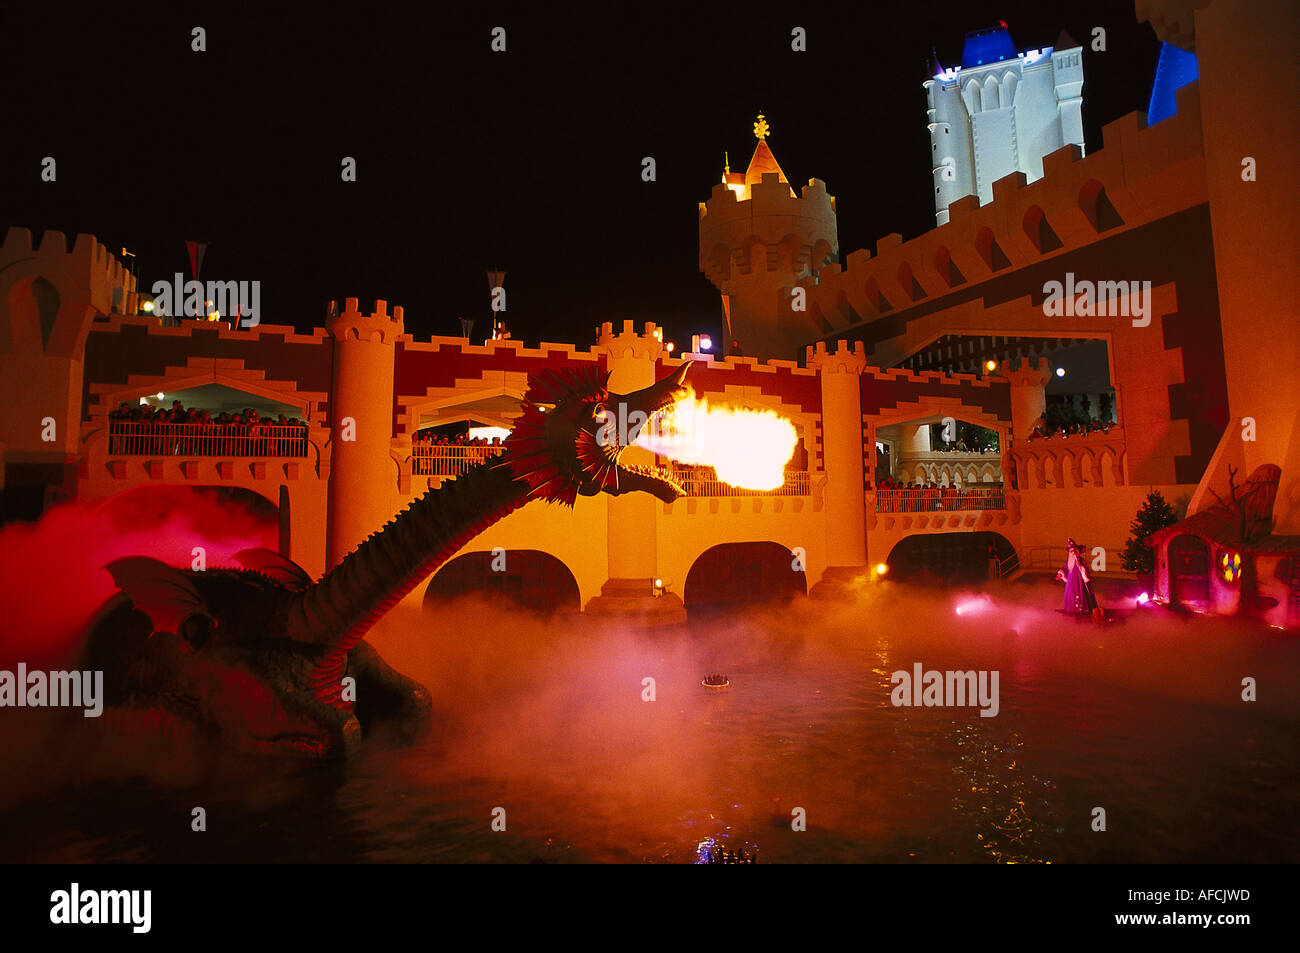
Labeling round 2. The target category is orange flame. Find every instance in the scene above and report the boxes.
[634,389,797,490]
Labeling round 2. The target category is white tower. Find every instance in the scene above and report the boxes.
[924,25,1086,226]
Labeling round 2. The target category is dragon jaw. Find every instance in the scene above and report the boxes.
[501,361,693,506]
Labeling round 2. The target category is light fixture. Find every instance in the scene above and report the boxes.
[875,563,889,576]
[699,334,713,351]
[142,300,154,313]
[984,359,996,372]
[665,342,675,353]
[156,392,165,400]
[1055,367,1065,377]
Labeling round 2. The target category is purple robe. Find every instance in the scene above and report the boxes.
[1061,553,1099,614]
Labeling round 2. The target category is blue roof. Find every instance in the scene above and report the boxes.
[961,25,1018,68]
[1147,42,1199,126]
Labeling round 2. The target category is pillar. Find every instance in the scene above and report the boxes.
[1002,356,1050,439]
[807,340,868,593]
[584,320,686,626]
[325,298,402,568]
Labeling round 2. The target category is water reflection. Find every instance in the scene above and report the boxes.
[1,580,1296,863]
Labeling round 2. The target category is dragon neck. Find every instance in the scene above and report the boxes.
[287,460,531,702]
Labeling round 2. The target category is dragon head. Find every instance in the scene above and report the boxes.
[502,361,693,505]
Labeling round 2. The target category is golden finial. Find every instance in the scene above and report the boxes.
[724,151,731,175]
[753,113,770,141]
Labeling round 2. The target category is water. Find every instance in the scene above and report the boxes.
[2,580,1296,863]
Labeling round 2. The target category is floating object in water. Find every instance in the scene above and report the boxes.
[702,674,730,689]
[695,837,757,864]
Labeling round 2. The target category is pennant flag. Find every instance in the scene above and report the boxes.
[185,241,209,281]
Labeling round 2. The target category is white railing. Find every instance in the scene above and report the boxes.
[874,487,1006,513]
[108,421,309,457]
[670,467,811,498]
[411,444,506,476]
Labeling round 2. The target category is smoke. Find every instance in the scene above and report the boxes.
[361,578,1299,860]
[0,486,275,669]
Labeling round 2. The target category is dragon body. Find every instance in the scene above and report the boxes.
[83,362,692,757]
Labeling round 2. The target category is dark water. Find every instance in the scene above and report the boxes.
[2,581,1297,863]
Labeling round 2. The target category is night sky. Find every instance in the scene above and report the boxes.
[5,2,1162,351]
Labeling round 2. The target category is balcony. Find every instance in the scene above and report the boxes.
[670,467,811,498]
[875,487,1006,513]
[107,421,309,457]
[411,444,506,476]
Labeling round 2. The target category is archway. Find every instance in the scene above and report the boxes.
[886,532,1015,584]
[684,542,807,606]
[424,550,580,614]
[93,484,280,562]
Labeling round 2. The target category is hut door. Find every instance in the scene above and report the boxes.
[1169,535,1210,605]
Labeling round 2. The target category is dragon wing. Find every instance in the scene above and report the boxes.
[232,547,314,590]
[105,556,208,637]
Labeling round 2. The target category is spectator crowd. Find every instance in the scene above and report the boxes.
[108,400,308,457]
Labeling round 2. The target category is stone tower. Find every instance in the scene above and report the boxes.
[0,228,136,517]
[924,24,1085,226]
[698,114,838,361]
[325,298,403,568]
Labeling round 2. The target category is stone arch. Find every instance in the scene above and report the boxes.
[962,80,981,114]
[1023,205,1063,254]
[95,483,281,554]
[6,275,62,352]
[1078,180,1124,232]
[981,75,1000,112]
[864,275,891,313]
[1080,450,1095,485]
[1042,453,1058,487]
[684,541,807,606]
[975,226,1011,271]
[897,262,925,302]
[424,549,581,614]
[887,531,1016,582]
[1097,448,1114,488]
[999,71,1018,107]
[933,245,966,287]
[980,464,997,483]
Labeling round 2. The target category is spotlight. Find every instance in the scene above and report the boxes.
[984,360,997,372]
[142,300,154,313]
[875,563,889,576]
[699,334,712,351]
[665,342,675,353]
[156,392,164,400]
[1136,592,1150,605]
[1055,367,1065,377]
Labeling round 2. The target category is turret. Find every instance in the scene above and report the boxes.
[698,114,838,362]
[325,298,404,568]
[0,228,137,515]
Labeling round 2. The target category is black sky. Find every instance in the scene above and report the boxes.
[4,2,1162,350]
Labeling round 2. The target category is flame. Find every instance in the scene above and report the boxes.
[634,388,797,490]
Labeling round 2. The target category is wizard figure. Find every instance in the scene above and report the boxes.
[1056,538,1101,615]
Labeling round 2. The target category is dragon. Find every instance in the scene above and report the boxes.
[82,361,692,758]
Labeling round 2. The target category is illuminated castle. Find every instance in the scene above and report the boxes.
[1,4,1296,627]
[925,24,1085,226]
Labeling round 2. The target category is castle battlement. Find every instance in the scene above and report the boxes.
[1,226,138,303]
[327,297,405,344]
[796,82,1207,344]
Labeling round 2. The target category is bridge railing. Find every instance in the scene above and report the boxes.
[108,421,309,457]
[411,444,507,476]
[670,467,811,497]
[874,487,1006,513]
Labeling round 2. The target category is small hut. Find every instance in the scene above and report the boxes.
[1147,464,1300,628]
